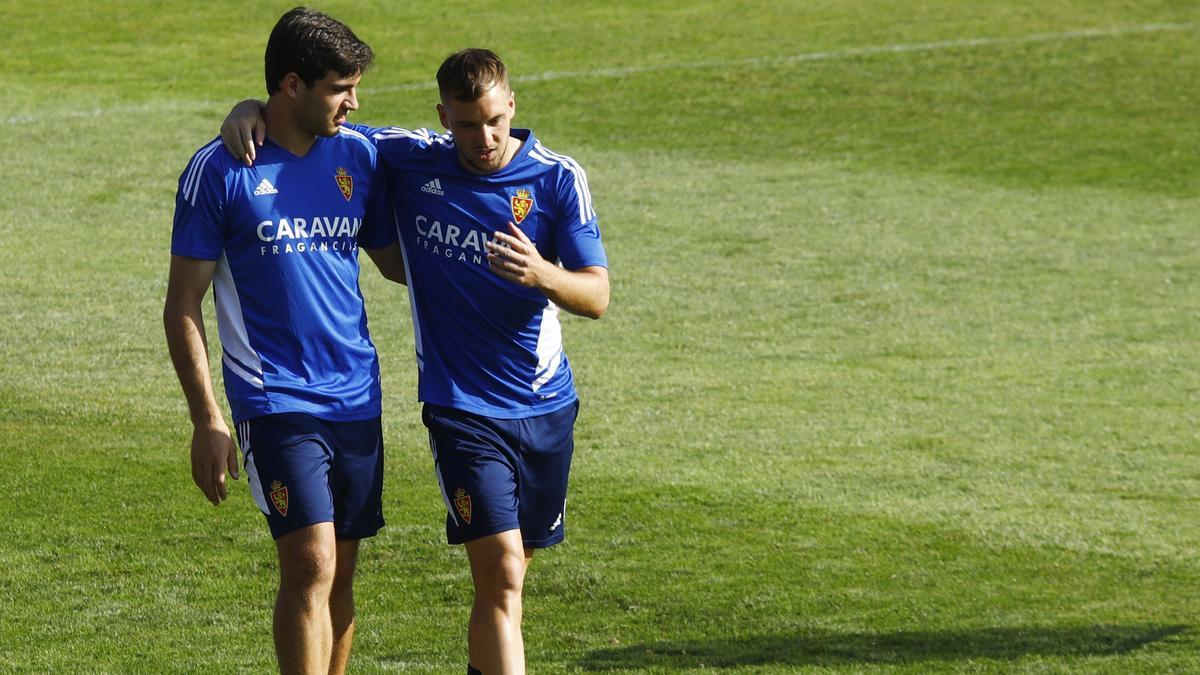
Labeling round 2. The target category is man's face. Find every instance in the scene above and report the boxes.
[294,70,361,137]
[438,82,515,174]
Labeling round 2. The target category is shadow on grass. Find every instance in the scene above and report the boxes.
[579,624,1188,670]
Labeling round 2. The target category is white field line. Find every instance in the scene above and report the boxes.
[5,22,1194,126]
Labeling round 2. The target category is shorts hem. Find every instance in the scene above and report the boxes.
[448,522,521,546]
[522,533,565,549]
[268,518,384,542]
[269,517,333,541]
[336,521,384,541]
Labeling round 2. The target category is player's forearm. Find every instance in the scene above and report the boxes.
[163,303,226,428]
[363,244,407,285]
[537,266,609,319]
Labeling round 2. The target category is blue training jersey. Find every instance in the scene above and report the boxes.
[171,128,391,424]
[352,125,607,419]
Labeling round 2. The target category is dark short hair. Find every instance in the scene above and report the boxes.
[436,48,508,102]
[264,7,374,95]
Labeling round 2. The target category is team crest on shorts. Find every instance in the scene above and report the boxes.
[335,167,353,201]
[454,488,473,524]
[269,480,289,517]
[510,188,534,224]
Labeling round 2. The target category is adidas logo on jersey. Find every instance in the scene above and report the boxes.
[253,178,279,196]
[420,178,445,196]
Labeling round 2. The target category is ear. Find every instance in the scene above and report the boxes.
[508,89,516,120]
[282,72,302,98]
[436,103,448,130]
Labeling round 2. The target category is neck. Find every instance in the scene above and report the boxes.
[263,97,318,157]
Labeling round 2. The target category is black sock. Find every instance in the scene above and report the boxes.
[467,665,482,675]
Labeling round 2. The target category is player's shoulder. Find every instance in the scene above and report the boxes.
[364,126,453,170]
[182,137,233,175]
[334,124,378,155]
[178,137,236,204]
[523,133,589,180]
[520,131,597,224]
[372,126,452,151]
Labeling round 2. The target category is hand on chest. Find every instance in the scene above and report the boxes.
[409,179,553,260]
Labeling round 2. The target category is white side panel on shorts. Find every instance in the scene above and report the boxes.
[428,431,459,526]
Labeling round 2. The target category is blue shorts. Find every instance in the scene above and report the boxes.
[423,401,579,548]
[236,413,385,541]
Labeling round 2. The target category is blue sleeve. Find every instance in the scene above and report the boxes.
[171,142,226,260]
[357,159,398,249]
[345,122,386,142]
[552,165,607,270]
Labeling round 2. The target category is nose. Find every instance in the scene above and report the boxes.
[345,88,359,111]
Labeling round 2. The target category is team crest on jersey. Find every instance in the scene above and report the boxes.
[269,480,289,517]
[454,488,473,524]
[335,167,353,201]
[511,188,534,224]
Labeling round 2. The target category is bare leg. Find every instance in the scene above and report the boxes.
[328,539,361,675]
[464,530,534,674]
[274,522,338,675]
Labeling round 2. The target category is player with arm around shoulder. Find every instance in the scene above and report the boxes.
[163,9,400,675]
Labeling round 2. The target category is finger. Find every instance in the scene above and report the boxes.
[486,240,517,260]
[506,221,530,242]
[490,232,530,255]
[227,445,240,480]
[254,123,265,147]
[197,472,219,506]
[487,254,512,273]
[241,132,255,166]
[214,464,228,502]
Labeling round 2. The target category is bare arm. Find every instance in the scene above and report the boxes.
[163,255,240,505]
[363,242,407,286]
[220,99,267,166]
[486,222,610,319]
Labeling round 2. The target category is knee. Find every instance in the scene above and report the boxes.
[474,552,526,603]
[279,545,337,596]
[331,558,357,597]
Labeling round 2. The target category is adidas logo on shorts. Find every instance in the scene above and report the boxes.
[253,178,279,196]
[420,178,445,196]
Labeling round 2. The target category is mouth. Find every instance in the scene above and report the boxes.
[334,113,348,125]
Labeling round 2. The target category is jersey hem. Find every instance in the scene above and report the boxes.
[419,391,577,420]
[232,402,383,426]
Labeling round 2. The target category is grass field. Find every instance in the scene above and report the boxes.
[1,1,1199,672]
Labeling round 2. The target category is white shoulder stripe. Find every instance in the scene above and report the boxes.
[372,127,456,149]
[182,140,219,197]
[373,126,432,142]
[529,149,586,224]
[527,150,554,166]
[338,125,370,142]
[184,141,221,206]
[532,142,594,220]
[181,141,217,203]
[530,143,595,224]
[534,142,595,221]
